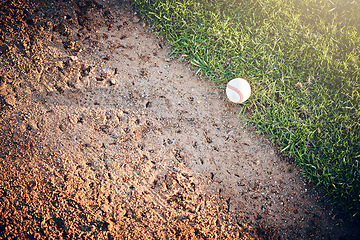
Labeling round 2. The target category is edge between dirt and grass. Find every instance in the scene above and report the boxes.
[130,0,360,220]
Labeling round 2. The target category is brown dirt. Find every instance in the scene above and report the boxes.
[0,0,359,239]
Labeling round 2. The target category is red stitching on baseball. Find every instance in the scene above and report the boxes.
[227,82,244,102]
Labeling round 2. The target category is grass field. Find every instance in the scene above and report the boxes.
[131,0,360,219]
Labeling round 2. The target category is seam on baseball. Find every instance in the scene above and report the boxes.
[227,83,244,102]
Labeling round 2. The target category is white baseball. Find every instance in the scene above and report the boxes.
[226,78,251,103]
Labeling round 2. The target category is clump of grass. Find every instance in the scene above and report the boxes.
[132,0,360,219]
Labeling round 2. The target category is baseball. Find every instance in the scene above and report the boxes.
[226,78,251,103]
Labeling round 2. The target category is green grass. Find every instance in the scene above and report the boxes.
[131,0,360,219]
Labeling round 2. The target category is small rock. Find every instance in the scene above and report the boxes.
[46,21,53,29]
[109,78,116,86]
[107,220,114,231]
[68,115,78,125]
[4,94,16,106]
[132,16,140,23]
[70,56,78,61]
[102,204,111,212]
